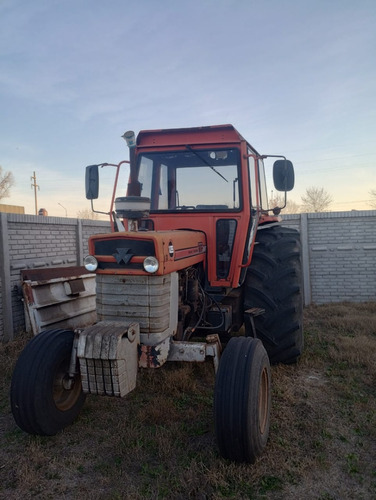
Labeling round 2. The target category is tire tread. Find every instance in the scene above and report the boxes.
[244,226,304,364]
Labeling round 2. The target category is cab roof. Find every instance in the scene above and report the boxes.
[137,124,248,148]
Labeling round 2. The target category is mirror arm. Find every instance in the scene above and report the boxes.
[271,191,287,215]
[244,154,287,161]
[89,199,109,216]
[245,154,289,214]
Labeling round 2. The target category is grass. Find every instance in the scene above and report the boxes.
[1,303,376,499]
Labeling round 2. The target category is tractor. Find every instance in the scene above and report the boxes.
[11,124,303,463]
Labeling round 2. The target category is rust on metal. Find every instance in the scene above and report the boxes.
[64,279,85,296]
[138,344,162,368]
[21,266,97,335]
[21,266,88,282]
[22,282,35,306]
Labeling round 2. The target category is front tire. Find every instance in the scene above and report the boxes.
[11,329,86,435]
[244,225,303,364]
[214,337,271,463]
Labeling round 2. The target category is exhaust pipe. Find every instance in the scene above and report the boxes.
[122,130,140,196]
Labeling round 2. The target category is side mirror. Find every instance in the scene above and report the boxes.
[85,165,99,199]
[273,160,294,192]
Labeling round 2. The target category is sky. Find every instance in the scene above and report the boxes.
[1,0,375,217]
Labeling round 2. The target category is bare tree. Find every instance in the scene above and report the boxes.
[301,186,333,213]
[77,208,99,220]
[269,193,301,214]
[369,189,376,209]
[0,166,15,201]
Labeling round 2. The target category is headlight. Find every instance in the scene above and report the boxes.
[84,255,98,272]
[143,256,159,273]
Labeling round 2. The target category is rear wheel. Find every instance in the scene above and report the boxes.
[244,225,303,364]
[214,337,271,463]
[11,329,86,435]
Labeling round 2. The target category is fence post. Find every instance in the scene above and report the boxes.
[300,213,311,306]
[0,213,14,341]
[76,219,83,265]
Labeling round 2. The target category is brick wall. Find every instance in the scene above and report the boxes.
[1,210,376,342]
[82,219,110,257]
[0,213,111,342]
[283,210,376,305]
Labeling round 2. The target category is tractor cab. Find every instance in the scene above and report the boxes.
[86,124,294,290]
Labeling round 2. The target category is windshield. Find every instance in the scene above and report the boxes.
[136,148,240,211]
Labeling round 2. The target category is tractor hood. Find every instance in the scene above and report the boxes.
[87,230,206,276]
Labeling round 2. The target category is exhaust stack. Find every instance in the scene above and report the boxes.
[122,130,140,196]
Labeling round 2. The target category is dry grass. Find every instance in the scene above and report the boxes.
[1,303,376,499]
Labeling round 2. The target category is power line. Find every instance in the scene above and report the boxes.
[30,171,40,215]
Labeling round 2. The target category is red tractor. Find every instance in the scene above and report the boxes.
[11,124,303,463]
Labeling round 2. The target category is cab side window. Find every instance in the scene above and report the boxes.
[248,149,258,208]
[258,159,269,210]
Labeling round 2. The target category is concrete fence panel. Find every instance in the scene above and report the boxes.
[0,214,111,342]
[283,210,376,306]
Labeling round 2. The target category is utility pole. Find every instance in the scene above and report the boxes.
[31,171,40,215]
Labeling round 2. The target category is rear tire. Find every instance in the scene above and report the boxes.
[214,337,271,463]
[11,329,86,435]
[244,225,303,364]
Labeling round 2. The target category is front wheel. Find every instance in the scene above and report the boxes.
[214,337,271,463]
[11,329,86,435]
